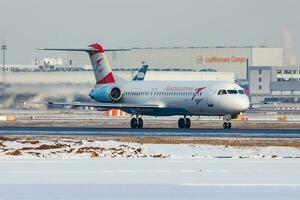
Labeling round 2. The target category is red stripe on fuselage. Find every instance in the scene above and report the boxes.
[96,72,115,84]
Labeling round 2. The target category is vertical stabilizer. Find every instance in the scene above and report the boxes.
[88,43,115,85]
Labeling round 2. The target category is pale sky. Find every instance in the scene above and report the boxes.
[1,0,300,65]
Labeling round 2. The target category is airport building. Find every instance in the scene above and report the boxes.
[68,46,284,80]
[249,66,300,103]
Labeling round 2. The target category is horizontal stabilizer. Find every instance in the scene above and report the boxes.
[38,48,131,52]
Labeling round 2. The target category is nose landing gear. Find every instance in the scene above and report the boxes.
[223,115,232,130]
[223,121,231,130]
[178,116,191,128]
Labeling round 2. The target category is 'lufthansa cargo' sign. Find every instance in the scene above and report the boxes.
[197,55,246,64]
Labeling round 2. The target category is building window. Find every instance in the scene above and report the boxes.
[259,77,262,82]
[259,69,262,74]
[284,70,292,74]
[258,85,262,90]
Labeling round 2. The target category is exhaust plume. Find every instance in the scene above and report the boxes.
[282,29,297,66]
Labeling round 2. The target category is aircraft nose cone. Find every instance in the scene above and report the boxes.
[239,96,250,112]
[223,95,250,114]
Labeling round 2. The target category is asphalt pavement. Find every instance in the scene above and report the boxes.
[1,126,300,138]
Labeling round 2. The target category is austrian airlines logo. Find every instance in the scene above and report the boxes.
[95,58,104,74]
[191,87,206,100]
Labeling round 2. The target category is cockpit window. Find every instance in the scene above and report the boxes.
[238,90,245,94]
[217,90,227,95]
[227,90,238,94]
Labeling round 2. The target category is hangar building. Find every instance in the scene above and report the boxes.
[67,46,284,80]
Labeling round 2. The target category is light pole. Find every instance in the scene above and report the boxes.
[1,44,7,87]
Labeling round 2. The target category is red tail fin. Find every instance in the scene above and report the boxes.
[88,43,115,84]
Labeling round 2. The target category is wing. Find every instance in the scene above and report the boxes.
[19,101,161,109]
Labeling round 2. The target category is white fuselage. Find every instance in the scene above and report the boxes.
[113,80,249,116]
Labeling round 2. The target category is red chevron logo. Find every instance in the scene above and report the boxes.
[191,87,206,100]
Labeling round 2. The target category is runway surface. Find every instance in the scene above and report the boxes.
[1,126,300,138]
[1,159,299,200]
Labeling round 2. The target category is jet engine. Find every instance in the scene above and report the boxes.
[89,85,122,103]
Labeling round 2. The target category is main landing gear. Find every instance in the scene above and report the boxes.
[178,116,191,128]
[130,117,143,129]
[223,121,231,130]
[130,115,231,129]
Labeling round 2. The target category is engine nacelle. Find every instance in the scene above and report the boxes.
[89,85,122,103]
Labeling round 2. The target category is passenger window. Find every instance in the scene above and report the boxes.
[238,90,244,94]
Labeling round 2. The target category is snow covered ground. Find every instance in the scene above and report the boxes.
[1,136,300,199]
[1,136,300,159]
[0,159,300,199]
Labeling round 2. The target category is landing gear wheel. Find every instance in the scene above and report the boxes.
[223,122,228,129]
[227,122,232,129]
[185,118,191,128]
[137,118,143,129]
[223,122,232,129]
[130,118,138,129]
[178,118,191,128]
[178,118,185,128]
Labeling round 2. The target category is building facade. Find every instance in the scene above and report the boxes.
[67,46,284,80]
[249,66,300,103]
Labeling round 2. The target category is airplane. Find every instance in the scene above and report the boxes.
[132,64,148,81]
[36,43,250,129]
